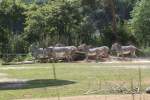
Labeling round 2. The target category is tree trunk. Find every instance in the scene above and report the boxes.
[110,0,116,33]
[108,0,118,41]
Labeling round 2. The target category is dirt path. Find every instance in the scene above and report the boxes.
[17,94,150,100]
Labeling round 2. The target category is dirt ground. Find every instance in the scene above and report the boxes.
[17,94,150,100]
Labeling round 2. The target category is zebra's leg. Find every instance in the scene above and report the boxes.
[68,52,73,62]
[96,51,101,62]
[68,56,70,62]
[64,52,69,62]
[117,53,120,57]
[52,52,56,62]
[96,54,99,63]
[106,53,111,61]
[127,51,132,61]
[132,51,137,58]
[118,52,125,61]
[85,54,89,62]
[122,54,126,61]
[119,51,125,61]
[70,56,73,62]
[66,55,70,62]
[33,57,36,63]
[70,51,74,62]
[69,55,72,62]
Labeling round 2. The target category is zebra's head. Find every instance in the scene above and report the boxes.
[77,44,87,52]
[111,43,122,52]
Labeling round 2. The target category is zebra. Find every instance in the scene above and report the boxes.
[87,46,109,61]
[111,43,139,57]
[78,44,110,61]
[46,46,77,62]
[30,44,48,59]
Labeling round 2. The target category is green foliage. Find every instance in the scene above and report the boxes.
[99,22,137,47]
[1,0,148,57]
[11,53,33,62]
[12,55,24,62]
[115,0,138,19]
[130,0,150,47]
[24,0,83,46]
[11,36,29,53]
[79,0,139,46]
[25,53,33,61]
[116,22,138,45]
[0,0,27,55]
[23,0,139,47]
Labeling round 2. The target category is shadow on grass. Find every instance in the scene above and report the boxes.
[0,79,76,90]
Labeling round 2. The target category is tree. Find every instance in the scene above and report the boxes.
[0,0,27,55]
[80,0,138,43]
[24,0,83,46]
[130,0,150,47]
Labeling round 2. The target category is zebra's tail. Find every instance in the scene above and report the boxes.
[136,48,142,52]
[136,48,145,56]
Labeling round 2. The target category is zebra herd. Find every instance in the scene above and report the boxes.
[31,43,140,62]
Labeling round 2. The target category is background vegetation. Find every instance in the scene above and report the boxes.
[0,0,150,57]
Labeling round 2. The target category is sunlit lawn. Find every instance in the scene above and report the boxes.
[0,63,150,100]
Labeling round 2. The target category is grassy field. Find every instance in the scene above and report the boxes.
[0,62,150,100]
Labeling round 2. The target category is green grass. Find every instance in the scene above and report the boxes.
[0,63,150,100]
